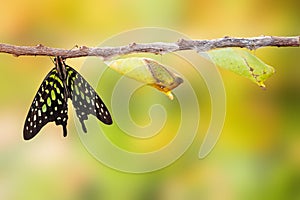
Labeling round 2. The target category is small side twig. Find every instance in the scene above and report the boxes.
[0,36,299,59]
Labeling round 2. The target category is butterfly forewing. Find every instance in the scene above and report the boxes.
[23,68,68,140]
[66,65,112,132]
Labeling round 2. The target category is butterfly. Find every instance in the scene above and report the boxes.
[23,56,112,140]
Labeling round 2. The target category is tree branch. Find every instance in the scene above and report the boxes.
[0,36,299,59]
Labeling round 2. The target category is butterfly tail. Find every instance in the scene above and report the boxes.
[62,124,68,137]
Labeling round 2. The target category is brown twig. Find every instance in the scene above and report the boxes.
[0,36,299,59]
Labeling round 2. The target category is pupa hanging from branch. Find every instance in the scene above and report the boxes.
[106,57,183,100]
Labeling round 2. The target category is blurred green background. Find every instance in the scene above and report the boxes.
[0,0,300,199]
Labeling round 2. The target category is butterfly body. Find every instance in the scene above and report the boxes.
[23,56,112,140]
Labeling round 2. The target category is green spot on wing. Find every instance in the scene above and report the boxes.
[47,97,51,107]
[86,96,90,103]
[80,91,84,99]
[51,90,56,100]
[56,85,60,94]
[54,76,63,87]
[42,104,47,112]
[49,73,55,79]
[75,85,79,95]
[67,67,74,76]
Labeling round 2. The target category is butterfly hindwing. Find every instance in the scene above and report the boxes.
[23,68,69,140]
[66,65,112,132]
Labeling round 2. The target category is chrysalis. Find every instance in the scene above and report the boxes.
[107,57,183,100]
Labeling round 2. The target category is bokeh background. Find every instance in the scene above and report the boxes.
[0,0,300,199]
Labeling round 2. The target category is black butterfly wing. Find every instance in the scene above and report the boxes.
[66,65,112,133]
[23,68,69,140]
